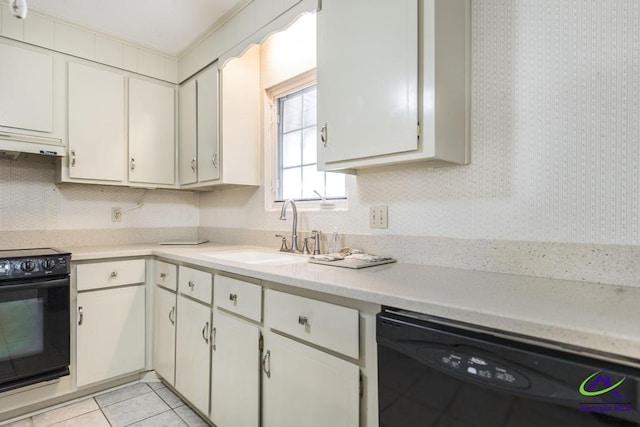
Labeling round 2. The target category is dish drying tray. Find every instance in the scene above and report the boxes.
[308,257,396,269]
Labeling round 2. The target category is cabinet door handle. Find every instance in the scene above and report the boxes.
[188,281,195,288]
[320,123,328,147]
[212,327,217,351]
[229,293,237,303]
[202,321,209,344]
[110,271,118,278]
[191,157,197,173]
[168,306,175,325]
[78,306,83,326]
[130,158,135,171]
[211,154,218,168]
[71,150,76,167]
[262,350,271,378]
[298,315,309,326]
[160,272,167,279]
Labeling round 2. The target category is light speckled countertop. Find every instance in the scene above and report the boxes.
[66,243,640,364]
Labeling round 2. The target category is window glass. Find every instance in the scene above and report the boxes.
[277,85,346,202]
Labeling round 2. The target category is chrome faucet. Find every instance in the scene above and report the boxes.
[279,199,300,252]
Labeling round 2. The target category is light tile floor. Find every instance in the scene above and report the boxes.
[1,382,210,427]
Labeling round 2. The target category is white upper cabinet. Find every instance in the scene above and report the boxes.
[317,0,470,171]
[64,65,177,187]
[218,45,261,187]
[68,62,125,182]
[178,46,261,190]
[0,43,53,133]
[178,64,220,187]
[317,0,419,165]
[129,78,176,185]
[178,79,198,185]
[197,66,220,183]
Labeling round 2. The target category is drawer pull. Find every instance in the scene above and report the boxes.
[168,306,175,325]
[160,272,167,279]
[188,281,195,288]
[202,322,209,344]
[212,327,217,351]
[110,271,118,278]
[262,350,271,378]
[298,316,309,326]
[229,293,238,302]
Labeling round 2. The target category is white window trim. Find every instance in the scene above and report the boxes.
[263,69,348,212]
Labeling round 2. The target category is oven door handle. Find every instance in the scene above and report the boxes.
[0,277,69,291]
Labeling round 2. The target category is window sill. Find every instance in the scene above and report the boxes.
[266,199,348,213]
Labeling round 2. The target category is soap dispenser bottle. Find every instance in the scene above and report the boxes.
[328,228,340,254]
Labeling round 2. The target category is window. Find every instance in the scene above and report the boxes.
[276,85,346,202]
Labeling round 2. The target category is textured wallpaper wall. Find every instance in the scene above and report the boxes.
[0,156,199,231]
[2,0,639,248]
[200,0,640,246]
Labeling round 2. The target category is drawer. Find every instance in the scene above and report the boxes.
[179,266,212,304]
[156,261,177,291]
[214,275,262,323]
[264,290,359,359]
[77,259,145,291]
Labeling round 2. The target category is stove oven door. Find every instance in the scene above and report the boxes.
[0,276,70,393]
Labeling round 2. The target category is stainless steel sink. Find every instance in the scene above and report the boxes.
[200,250,308,266]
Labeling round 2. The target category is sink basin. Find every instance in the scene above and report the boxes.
[200,250,308,266]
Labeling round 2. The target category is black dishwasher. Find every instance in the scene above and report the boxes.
[377,307,640,427]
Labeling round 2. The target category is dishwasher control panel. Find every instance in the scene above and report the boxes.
[419,347,530,388]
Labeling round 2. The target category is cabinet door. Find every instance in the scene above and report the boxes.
[262,332,359,427]
[76,286,146,387]
[0,43,53,133]
[210,310,259,427]
[196,65,220,183]
[178,79,197,185]
[175,296,211,415]
[68,63,125,181]
[220,45,261,186]
[129,78,175,185]
[317,0,418,165]
[153,286,176,386]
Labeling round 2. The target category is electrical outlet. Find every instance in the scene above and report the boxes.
[369,206,388,229]
[111,207,122,222]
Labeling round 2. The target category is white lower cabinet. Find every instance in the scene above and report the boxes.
[149,269,367,427]
[210,309,260,427]
[262,331,360,427]
[262,289,361,427]
[76,285,146,387]
[175,294,211,415]
[153,285,177,386]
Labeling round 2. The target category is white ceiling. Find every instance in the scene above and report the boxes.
[27,0,246,56]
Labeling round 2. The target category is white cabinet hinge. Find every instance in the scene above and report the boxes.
[417,122,421,139]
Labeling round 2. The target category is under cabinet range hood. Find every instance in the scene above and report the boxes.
[0,132,66,159]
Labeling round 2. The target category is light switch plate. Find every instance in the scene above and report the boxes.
[369,206,388,229]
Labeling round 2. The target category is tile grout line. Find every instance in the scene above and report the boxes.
[95,397,114,427]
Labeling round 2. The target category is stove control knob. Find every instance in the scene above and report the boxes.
[21,260,36,272]
[42,259,56,270]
